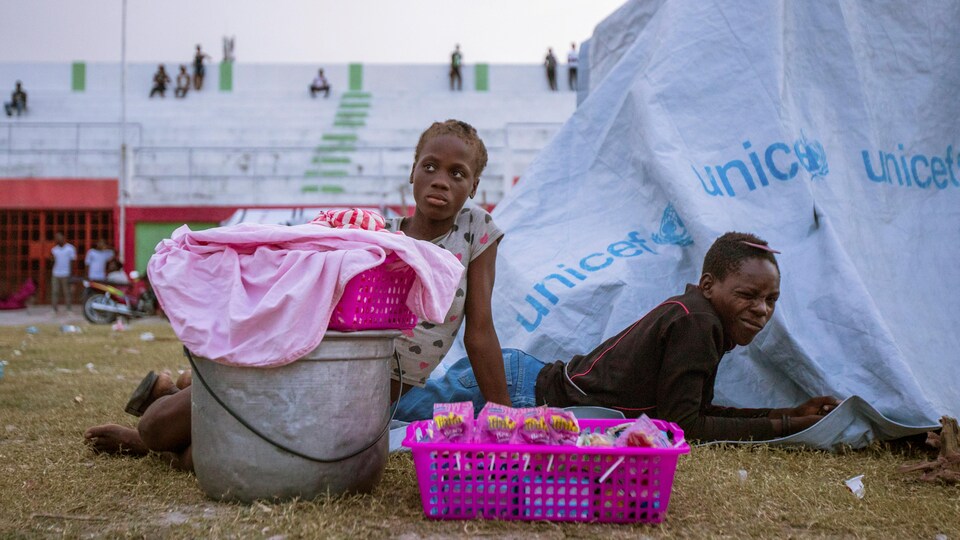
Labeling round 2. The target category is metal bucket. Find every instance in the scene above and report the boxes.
[190,330,399,503]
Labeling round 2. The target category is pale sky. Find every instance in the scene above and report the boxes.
[1,0,625,64]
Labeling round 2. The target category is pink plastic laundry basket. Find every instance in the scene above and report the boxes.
[328,254,418,331]
[403,418,689,524]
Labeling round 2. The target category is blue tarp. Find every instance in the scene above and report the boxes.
[442,0,958,448]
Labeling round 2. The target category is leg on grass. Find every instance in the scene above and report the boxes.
[84,371,194,471]
[84,370,179,453]
[138,386,193,471]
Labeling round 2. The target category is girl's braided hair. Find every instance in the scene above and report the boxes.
[412,119,488,179]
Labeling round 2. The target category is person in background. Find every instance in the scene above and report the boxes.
[192,45,211,90]
[105,259,130,285]
[174,65,190,98]
[149,65,170,98]
[84,239,114,282]
[545,48,558,91]
[3,80,27,117]
[567,42,579,91]
[222,35,235,63]
[449,44,463,91]
[50,233,76,313]
[309,68,330,98]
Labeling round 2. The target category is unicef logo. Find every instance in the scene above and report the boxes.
[794,131,829,180]
[693,132,829,197]
[652,204,693,247]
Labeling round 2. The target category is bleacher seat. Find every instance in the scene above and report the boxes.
[0,62,576,206]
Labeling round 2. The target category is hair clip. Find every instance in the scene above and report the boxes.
[740,240,781,254]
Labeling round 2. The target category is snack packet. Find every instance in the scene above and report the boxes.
[546,408,581,445]
[614,414,672,448]
[432,401,474,443]
[517,407,552,445]
[576,431,615,447]
[606,422,632,439]
[476,402,520,444]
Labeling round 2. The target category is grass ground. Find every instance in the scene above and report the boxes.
[0,321,957,539]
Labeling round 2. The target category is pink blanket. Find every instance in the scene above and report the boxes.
[148,223,464,367]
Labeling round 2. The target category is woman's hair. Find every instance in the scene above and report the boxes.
[412,119,488,179]
[702,231,780,280]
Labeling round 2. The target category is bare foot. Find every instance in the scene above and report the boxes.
[84,424,149,455]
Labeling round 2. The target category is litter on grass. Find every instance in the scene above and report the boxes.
[844,474,865,498]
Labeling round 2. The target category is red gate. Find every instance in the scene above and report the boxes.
[0,209,114,307]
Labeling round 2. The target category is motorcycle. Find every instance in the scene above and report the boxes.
[82,271,159,324]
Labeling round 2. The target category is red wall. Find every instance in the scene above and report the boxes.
[0,178,117,209]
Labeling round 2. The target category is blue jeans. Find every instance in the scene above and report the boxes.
[4,101,24,116]
[393,348,548,421]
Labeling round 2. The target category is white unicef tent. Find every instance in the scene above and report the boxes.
[444,0,959,448]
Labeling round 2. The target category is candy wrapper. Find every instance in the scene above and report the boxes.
[614,414,672,448]
[476,402,520,444]
[546,408,581,445]
[606,422,632,439]
[517,407,552,445]
[576,431,615,447]
[432,401,474,443]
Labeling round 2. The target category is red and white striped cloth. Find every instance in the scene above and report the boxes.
[310,208,387,231]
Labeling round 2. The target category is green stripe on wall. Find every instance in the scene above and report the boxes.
[322,133,358,142]
[475,64,489,92]
[135,222,216,273]
[219,62,233,92]
[71,62,86,92]
[349,64,363,91]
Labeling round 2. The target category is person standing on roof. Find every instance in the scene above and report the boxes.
[450,44,463,91]
[192,44,212,90]
[567,42,579,91]
[545,48,558,91]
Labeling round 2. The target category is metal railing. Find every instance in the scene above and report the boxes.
[1,121,563,205]
[0,121,142,177]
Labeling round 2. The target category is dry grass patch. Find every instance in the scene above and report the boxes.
[0,322,957,539]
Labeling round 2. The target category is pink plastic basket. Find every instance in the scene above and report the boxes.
[403,418,689,524]
[328,254,418,331]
